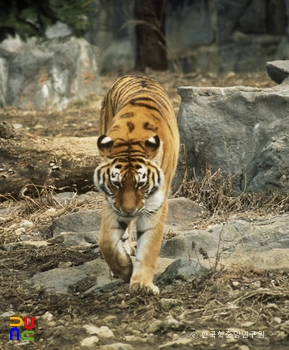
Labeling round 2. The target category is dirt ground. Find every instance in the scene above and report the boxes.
[1,70,289,349]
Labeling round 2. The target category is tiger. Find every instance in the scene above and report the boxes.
[94,75,179,295]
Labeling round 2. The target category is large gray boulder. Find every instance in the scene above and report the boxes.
[0,47,12,107]
[160,214,289,271]
[0,36,101,110]
[177,73,289,194]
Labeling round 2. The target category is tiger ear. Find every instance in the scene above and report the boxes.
[145,135,160,151]
[97,135,114,155]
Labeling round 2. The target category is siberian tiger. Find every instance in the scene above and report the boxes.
[94,75,179,295]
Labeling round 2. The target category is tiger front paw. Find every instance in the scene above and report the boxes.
[130,278,160,295]
[100,241,133,283]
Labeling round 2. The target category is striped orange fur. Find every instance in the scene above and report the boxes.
[94,75,179,294]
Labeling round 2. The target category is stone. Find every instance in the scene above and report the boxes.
[19,220,34,228]
[165,1,214,52]
[161,214,289,273]
[124,335,146,342]
[159,338,192,349]
[266,60,289,84]
[219,36,281,72]
[101,39,135,74]
[177,83,289,194]
[215,0,250,44]
[1,36,101,110]
[84,231,99,244]
[147,320,163,334]
[42,311,54,322]
[0,311,15,317]
[54,232,90,247]
[147,316,184,334]
[238,0,267,34]
[53,192,76,204]
[80,336,99,347]
[45,21,72,39]
[165,198,202,232]
[160,298,185,312]
[157,258,210,284]
[19,241,49,248]
[0,48,12,107]
[51,210,101,236]
[30,259,109,294]
[85,0,287,73]
[83,325,114,338]
[99,343,134,350]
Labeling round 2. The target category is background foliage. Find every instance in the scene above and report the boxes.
[0,0,96,41]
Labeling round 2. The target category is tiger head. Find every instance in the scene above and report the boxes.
[94,134,165,217]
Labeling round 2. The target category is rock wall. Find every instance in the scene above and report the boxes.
[0,36,102,110]
[85,0,289,73]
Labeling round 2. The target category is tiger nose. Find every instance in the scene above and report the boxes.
[121,206,137,215]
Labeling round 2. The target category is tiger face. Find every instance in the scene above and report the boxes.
[94,135,165,217]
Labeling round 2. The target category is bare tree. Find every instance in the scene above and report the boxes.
[134,0,168,71]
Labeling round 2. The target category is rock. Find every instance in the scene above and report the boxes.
[0,311,15,317]
[30,259,109,294]
[158,258,210,284]
[99,343,134,350]
[0,48,13,107]
[103,315,117,323]
[165,1,214,50]
[165,198,202,232]
[45,21,72,39]
[177,83,289,194]
[19,220,34,228]
[238,346,250,350]
[48,231,99,248]
[238,0,267,34]
[161,226,221,259]
[1,36,101,110]
[48,232,91,247]
[215,0,250,44]
[53,191,76,204]
[160,298,185,312]
[161,215,289,272]
[101,39,135,74]
[50,210,102,247]
[19,241,49,248]
[12,123,23,130]
[147,316,185,335]
[147,320,164,334]
[83,325,114,338]
[124,335,146,342]
[0,120,15,139]
[159,338,192,349]
[266,60,289,84]
[42,311,54,322]
[51,210,101,237]
[84,231,100,244]
[80,336,99,347]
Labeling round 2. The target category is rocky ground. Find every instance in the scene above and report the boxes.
[1,70,289,350]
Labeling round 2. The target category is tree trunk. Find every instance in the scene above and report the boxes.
[134,0,168,71]
[0,123,100,198]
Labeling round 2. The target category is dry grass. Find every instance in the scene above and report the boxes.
[175,168,289,223]
[2,167,289,245]
[0,185,103,245]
